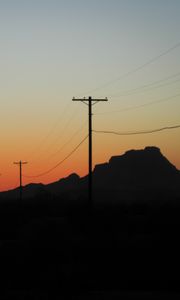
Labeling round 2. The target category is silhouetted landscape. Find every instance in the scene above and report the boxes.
[0,146,180,299]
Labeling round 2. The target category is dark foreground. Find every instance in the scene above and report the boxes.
[0,195,180,299]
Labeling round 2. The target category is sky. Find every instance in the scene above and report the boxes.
[0,0,180,191]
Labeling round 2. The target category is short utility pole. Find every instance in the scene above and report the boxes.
[72,96,108,211]
[13,160,28,204]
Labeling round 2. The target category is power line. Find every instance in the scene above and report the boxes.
[93,124,180,136]
[43,106,81,152]
[29,105,81,163]
[46,120,88,160]
[28,101,72,158]
[110,73,180,98]
[94,93,180,115]
[78,41,180,96]
[23,135,88,178]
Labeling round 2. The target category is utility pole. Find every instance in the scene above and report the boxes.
[72,96,108,212]
[13,160,28,204]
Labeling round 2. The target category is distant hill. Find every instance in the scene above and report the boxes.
[92,146,180,189]
[0,146,179,201]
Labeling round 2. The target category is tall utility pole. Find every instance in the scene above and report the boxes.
[13,160,28,203]
[72,96,108,211]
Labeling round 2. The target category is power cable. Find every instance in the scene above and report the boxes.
[110,73,180,98]
[78,41,180,96]
[46,120,88,160]
[42,105,81,153]
[94,93,180,115]
[28,101,72,158]
[23,135,88,178]
[93,124,180,136]
[29,104,81,162]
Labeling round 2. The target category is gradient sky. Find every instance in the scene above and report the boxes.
[0,0,180,191]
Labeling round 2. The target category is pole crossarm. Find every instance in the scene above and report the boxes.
[72,97,108,102]
[72,96,108,212]
[13,161,28,165]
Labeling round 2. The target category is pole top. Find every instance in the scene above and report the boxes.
[72,96,108,102]
[13,161,28,164]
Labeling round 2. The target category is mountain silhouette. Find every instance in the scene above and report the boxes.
[0,146,179,201]
[92,146,180,188]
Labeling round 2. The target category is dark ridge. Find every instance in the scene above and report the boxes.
[93,146,179,190]
[0,146,179,200]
